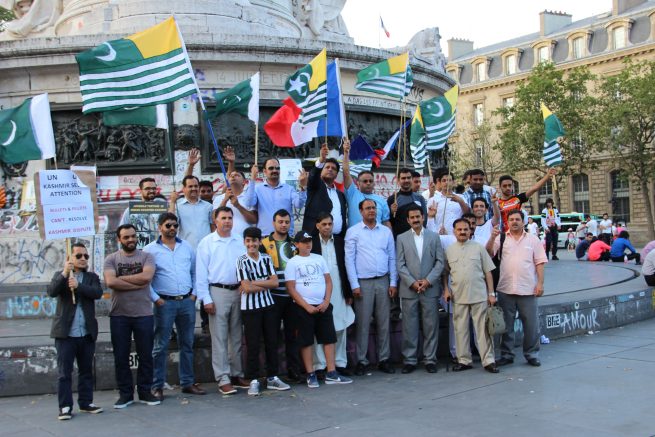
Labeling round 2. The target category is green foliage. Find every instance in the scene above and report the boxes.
[0,6,15,32]
[494,63,597,180]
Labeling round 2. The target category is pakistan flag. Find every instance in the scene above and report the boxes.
[211,72,260,123]
[0,93,56,164]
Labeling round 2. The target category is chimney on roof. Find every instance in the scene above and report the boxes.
[539,10,572,36]
[447,38,474,60]
[613,0,647,15]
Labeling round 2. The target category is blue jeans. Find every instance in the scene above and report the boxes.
[110,315,154,397]
[152,297,196,388]
[55,336,95,409]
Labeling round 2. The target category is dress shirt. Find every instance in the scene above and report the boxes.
[412,228,424,262]
[444,240,494,304]
[144,237,196,302]
[247,181,306,235]
[493,231,548,296]
[344,221,398,289]
[195,232,246,304]
[68,272,88,337]
[213,182,255,238]
[344,184,390,227]
[176,197,213,248]
[325,184,343,234]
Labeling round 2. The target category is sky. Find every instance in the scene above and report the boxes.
[341,0,613,56]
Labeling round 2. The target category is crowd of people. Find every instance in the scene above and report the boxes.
[49,140,559,420]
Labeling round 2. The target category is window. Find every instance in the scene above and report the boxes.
[611,170,630,223]
[505,55,517,75]
[612,27,626,49]
[538,180,553,211]
[572,174,590,214]
[538,46,550,63]
[475,144,484,167]
[572,37,584,59]
[502,97,514,108]
[473,103,484,126]
[476,62,486,81]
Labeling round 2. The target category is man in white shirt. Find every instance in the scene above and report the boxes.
[213,166,258,237]
[586,214,599,238]
[427,169,470,235]
[598,213,613,244]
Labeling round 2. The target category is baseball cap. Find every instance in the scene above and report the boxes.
[293,231,313,243]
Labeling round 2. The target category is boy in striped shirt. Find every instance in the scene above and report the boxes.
[236,227,290,396]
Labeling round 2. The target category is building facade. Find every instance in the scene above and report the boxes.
[446,0,655,243]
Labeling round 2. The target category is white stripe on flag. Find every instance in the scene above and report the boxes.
[82,83,197,112]
[80,63,190,91]
[80,53,188,82]
[82,73,194,100]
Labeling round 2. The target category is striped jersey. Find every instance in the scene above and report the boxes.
[236,253,276,311]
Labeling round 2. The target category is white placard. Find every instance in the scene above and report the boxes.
[42,202,95,239]
[279,159,303,186]
[38,170,91,204]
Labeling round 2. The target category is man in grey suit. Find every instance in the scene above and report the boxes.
[396,203,445,373]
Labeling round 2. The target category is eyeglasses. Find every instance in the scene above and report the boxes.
[143,187,157,191]
[74,254,90,260]
[164,223,179,229]
[266,166,280,170]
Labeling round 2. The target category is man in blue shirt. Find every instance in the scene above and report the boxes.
[345,199,398,376]
[609,230,641,264]
[144,212,206,401]
[341,139,391,229]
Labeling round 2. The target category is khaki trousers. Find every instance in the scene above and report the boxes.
[453,301,494,367]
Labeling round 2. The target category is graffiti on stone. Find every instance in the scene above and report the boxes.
[0,238,64,284]
[4,295,57,319]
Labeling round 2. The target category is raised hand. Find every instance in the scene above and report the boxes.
[188,148,201,166]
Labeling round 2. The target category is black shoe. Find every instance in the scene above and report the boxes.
[58,406,72,420]
[336,366,352,376]
[484,364,500,374]
[450,356,458,364]
[496,357,514,367]
[113,394,134,409]
[401,364,416,374]
[452,363,473,372]
[552,255,559,261]
[378,360,396,374]
[315,368,327,381]
[425,363,438,374]
[354,362,367,376]
[79,403,103,414]
[527,358,541,367]
[137,391,161,406]
[151,388,164,402]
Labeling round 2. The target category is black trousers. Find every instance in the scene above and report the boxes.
[545,226,559,257]
[242,307,279,379]
[611,253,641,264]
[645,274,655,286]
[271,294,301,375]
[55,336,95,409]
[110,315,154,397]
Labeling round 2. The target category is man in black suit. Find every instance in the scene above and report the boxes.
[311,211,355,376]
[47,242,104,420]
[302,143,347,237]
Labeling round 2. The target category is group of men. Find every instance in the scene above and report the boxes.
[48,140,553,420]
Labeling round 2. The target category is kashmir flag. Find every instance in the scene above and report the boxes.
[285,49,327,125]
[211,72,260,123]
[317,60,346,137]
[102,104,169,129]
[542,103,564,167]
[421,85,458,150]
[355,53,413,100]
[76,17,197,114]
[348,159,373,178]
[0,94,56,164]
[409,106,427,171]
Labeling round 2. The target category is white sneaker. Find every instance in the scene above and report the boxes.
[248,379,260,396]
[266,376,291,391]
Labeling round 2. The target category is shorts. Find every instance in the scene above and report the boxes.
[294,303,337,347]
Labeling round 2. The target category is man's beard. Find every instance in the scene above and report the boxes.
[120,242,137,252]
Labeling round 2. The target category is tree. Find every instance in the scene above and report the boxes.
[591,60,655,240]
[450,115,505,185]
[494,62,598,207]
[0,7,14,32]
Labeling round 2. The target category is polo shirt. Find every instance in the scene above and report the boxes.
[493,231,548,296]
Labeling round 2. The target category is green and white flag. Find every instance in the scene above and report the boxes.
[409,106,427,171]
[0,93,56,164]
[76,17,197,114]
[348,159,373,178]
[212,72,260,123]
[355,53,413,100]
[421,85,458,150]
[285,49,327,124]
[102,104,169,129]
[541,103,564,167]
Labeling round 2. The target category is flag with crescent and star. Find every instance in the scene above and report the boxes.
[409,105,427,171]
[420,84,458,150]
[0,93,56,164]
[355,53,413,100]
[211,72,260,123]
[76,17,197,114]
[102,104,169,129]
[284,49,327,125]
[541,103,564,167]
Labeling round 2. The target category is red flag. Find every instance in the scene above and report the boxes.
[264,98,302,148]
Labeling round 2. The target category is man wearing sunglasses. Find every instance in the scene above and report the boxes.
[47,242,103,420]
[120,177,167,246]
[246,157,308,235]
[144,213,206,401]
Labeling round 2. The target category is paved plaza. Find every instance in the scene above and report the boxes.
[1,318,654,437]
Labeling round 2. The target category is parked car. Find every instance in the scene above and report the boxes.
[528,212,601,248]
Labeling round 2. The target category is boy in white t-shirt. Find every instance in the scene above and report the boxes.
[284,232,352,388]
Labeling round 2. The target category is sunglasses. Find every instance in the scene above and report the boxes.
[74,254,90,260]
[164,223,179,229]
[266,166,281,170]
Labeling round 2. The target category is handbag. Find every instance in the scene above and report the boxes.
[486,304,506,335]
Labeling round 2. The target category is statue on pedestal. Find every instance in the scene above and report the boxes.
[0,0,62,39]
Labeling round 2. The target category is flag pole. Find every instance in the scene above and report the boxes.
[176,17,230,188]
[254,122,259,167]
[65,238,75,305]
[335,58,349,143]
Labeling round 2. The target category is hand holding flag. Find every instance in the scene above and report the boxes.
[541,103,564,167]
